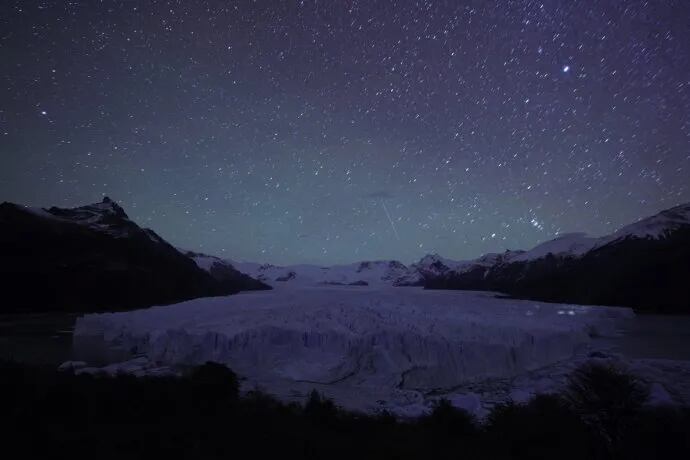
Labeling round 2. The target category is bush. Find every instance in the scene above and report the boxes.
[2,360,689,460]
[617,406,690,460]
[563,362,649,449]
[188,361,239,390]
[484,394,595,460]
[304,389,338,423]
[421,398,477,437]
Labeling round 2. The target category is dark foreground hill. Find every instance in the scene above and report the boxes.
[2,360,688,460]
[0,197,269,313]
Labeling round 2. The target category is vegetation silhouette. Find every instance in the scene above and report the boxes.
[2,360,688,459]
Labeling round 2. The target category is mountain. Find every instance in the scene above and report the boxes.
[0,197,269,313]
[230,259,417,287]
[184,251,270,291]
[423,203,690,313]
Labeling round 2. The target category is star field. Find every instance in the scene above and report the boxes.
[1,0,689,264]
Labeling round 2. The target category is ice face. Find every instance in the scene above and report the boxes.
[74,286,633,391]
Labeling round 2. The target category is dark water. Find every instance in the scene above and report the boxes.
[596,314,690,361]
[0,313,79,366]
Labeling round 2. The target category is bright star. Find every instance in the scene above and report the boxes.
[562,65,570,73]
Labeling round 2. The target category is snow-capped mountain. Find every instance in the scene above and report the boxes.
[227,259,417,287]
[596,202,690,245]
[409,253,466,280]
[411,232,610,280]
[509,233,598,262]
[21,196,166,242]
[424,202,690,313]
[215,202,689,309]
[410,250,526,280]
[8,196,683,313]
[184,250,271,291]
[0,197,268,313]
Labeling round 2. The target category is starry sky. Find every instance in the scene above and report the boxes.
[1,1,689,265]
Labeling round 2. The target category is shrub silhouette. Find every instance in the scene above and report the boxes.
[563,362,649,450]
[484,394,595,460]
[617,406,690,459]
[3,359,689,460]
[304,389,338,423]
[186,361,240,414]
[412,398,480,459]
[421,398,477,437]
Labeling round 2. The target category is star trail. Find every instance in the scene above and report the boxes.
[1,0,689,264]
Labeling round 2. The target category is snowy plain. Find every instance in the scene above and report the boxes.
[72,285,640,416]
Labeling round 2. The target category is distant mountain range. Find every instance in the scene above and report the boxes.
[422,203,690,314]
[2,197,687,314]
[223,203,690,313]
[0,197,269,313]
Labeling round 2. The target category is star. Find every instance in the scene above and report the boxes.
[0,1,687,265]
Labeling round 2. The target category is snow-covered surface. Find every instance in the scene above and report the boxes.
[186,252,223,271]
[413,202,690,274]
[230,260,416,287]
[19,197,148,240]
[597,202,690,246]
[510,233,599,262]
[412,253,470,274]
[410,251,519,276]
[55,200,690,416]
[185,202,690,289]
[73,285,634,413]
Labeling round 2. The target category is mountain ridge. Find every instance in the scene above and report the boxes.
[422,202,690,313]
[2,197,687,313]
[221,201,689,312]
[0,197,269,313]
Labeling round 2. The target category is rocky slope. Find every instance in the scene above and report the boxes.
[184,251,271,291]
[0,197,269,313]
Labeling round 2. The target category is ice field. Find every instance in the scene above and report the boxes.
[72,285,636,413]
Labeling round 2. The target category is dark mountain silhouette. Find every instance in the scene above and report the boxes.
[424,203,690,314]
[183,250,269,291]
[0,197,269,313]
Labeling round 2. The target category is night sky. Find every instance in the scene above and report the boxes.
[1,1,689,265]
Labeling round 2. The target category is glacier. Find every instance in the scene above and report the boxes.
[73,286,633,408]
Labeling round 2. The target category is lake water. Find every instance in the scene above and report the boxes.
[595,314,690,361]
[0,313,78,366]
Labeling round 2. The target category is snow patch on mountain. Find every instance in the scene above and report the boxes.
[410,254,467,278]
[511,232,599,262]
[191,201,690,291]
[20,196,154,240]
[185,251,224,271]
[414,202,690,277]
[598,203,690,245]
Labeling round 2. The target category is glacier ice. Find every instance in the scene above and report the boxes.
[74,286,633,395]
